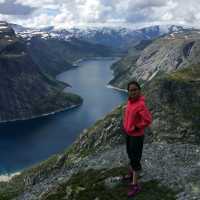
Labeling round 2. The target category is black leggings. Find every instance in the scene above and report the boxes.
[126,135,144,171]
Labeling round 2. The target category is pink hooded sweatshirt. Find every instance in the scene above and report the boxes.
[123,95,152,136]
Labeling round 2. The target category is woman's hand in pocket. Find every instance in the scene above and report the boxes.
[131,126,135,131]
[132,126,140,131]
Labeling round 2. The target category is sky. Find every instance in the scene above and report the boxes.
[0,0,200,29]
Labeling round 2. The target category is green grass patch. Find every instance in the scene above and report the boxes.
[0,182,23,200]
[42,167,177,200]
[169,65,200,81]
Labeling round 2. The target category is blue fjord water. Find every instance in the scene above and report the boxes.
[0,58,127,175]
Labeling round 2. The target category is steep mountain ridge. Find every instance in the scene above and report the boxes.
[0,22,82,122]
[108,29,200,145]
[0,21,114,122]
[13,24,194,53]
[50,25,194,52]
[27,36,114,76]
[109,29,200,88]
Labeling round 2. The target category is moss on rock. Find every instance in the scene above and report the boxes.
[168,64,200,81]
[41,167,177,200]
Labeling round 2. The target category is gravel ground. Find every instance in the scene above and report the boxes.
[17,142,200,200]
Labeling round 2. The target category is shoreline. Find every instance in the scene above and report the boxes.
[0,56,122,124]
[0,57,125,182]
[0,55,85,125]
[0,104,81,124]
[0,172,21,182]
[106,84,127,93]
[72,56,121,65]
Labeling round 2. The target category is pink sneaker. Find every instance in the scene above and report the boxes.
[127,184,141,197]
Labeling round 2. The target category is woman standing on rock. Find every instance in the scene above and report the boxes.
[123,80,152,197]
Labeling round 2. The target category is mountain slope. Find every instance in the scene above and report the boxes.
[0,22,82,122]
[0,24,199,199]
[108,29,200,142]
[27,36,114,76]
[0,21,114,122]
[13,24,194,53]
[49,25,195,52]
[109,29,200,88]
[0,63,199,200]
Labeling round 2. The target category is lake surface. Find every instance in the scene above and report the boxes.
[0,58,127,175]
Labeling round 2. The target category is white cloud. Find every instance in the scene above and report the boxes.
[0,0,200,29]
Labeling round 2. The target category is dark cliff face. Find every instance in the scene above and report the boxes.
[0,25,82,122]
[143,65,200,144]
[0,54,79,121]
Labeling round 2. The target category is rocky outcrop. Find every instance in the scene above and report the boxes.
[0,128,199,199]
[31,143,200,200]
[107,38,200,166]
[109,29,200,88]
[109,30,200,144]
[144,65,200,144]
